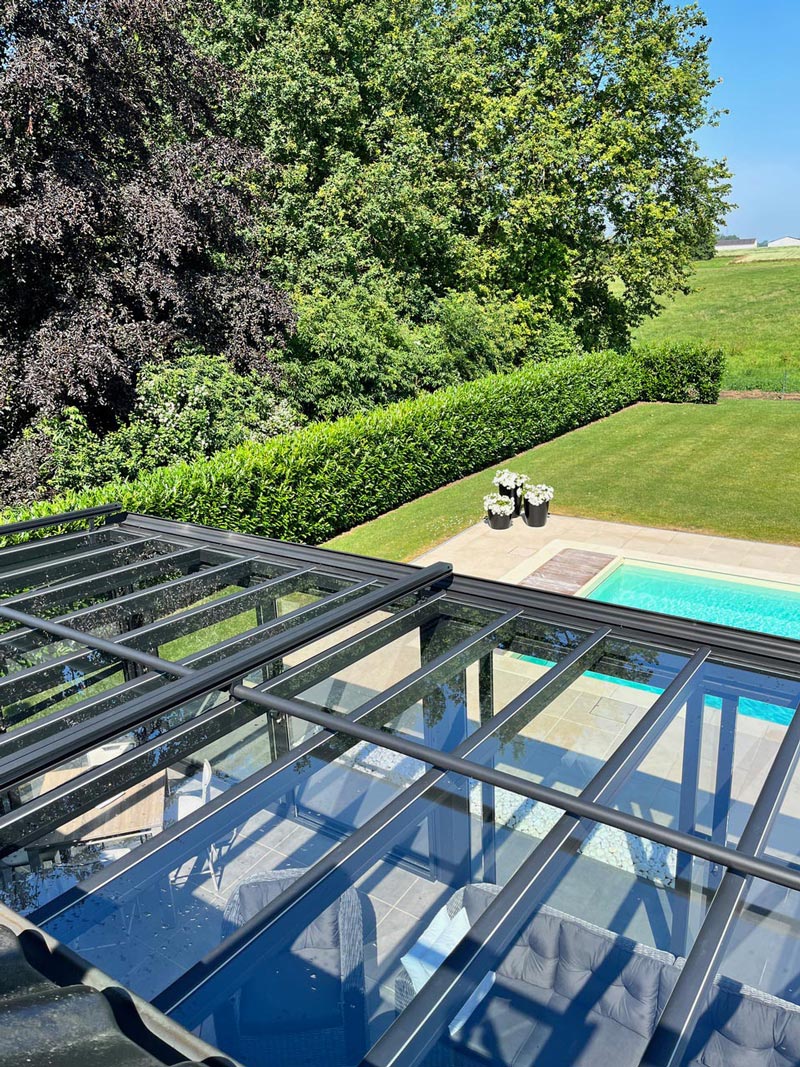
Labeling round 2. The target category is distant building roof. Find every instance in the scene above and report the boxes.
[715,237,757,247]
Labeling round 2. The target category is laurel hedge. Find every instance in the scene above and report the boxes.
[1,342,724,545]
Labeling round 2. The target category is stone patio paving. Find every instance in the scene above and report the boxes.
[413,512,800,588]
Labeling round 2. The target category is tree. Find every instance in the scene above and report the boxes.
[0,0,295,456]
[199,0,731,351]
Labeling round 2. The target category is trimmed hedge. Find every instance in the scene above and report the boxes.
[1,342,723,545]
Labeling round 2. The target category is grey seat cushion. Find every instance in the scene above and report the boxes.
[224,871,345,1036]
[448,901,680,1067]
[686,976,800,1067]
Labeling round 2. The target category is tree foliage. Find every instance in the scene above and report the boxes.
[199,0,731,354]
[1,351,303,504]
[0,0,295,454]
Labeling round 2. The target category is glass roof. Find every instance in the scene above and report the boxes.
[1,505,800,1067]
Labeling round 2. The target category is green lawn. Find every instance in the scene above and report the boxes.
[634,251,800,391]
[326,400,800,561]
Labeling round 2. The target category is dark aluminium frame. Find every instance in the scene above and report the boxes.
[2,505,800,1067]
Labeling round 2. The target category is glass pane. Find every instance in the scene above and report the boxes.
[417,817,717,1067]
[1,697,288,918]
[0,645,161,734]
[0,544,224,627]
[163,768,551,1062]
[0,536,183,598]
[12,688,229,805]
[470,639,690,794]
[279,609,586,752]
[674,877,800,1066]
[173,572,360,669]
[0,671,166,757]
[610,661,800,859]
[0,527,134,579]
[31,726,441,1003]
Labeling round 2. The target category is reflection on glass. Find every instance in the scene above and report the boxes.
[609,662,800,859]
[0,645,161,732]
[471,639,689,794]
[0,537,178,597]
[170,769,546,1065]
[0,524,133,584]
[419,820,716,1067]
[1,699,285,920]
[284,611,585,752]
[675,877,800,1066]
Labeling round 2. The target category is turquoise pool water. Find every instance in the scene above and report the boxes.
[582,562,800,725]
[586,562,800,642]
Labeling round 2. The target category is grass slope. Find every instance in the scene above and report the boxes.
[327,400,800,561]
[634,252,800,391]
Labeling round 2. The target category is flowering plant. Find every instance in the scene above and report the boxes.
[483,492,515,516]
[523,483,554,506]
[492,468,526,490]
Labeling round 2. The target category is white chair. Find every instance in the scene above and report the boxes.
[171,760,234,893]
[97,846,140,933]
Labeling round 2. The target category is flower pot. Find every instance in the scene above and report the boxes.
[497,484,521,516]
[487,511,512,530]
[524,500,548,527]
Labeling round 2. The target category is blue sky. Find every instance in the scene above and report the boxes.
[696,0,800,240]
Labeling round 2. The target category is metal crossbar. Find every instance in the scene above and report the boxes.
[0,503,121,538]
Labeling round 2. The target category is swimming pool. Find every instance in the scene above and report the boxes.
[584,560,800,641]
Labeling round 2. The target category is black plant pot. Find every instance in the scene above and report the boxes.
[487,511,512,530]
[524,500,548,527]
[498,484,522,516]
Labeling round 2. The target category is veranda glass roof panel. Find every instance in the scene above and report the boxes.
[32,726,439,1001]
[2,508,800,1067]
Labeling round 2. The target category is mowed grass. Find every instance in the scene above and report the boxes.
[634,251,800,391]
[326,400,800,561]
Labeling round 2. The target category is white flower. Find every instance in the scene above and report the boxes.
[524,483,554,505]
[484,492,515,516]
[492,468,526,490]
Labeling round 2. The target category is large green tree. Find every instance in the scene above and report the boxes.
[200,0,731,354]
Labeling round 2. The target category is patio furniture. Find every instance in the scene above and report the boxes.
[170,759,232,892]
[216,867,370,1067]
[395,884,800,1067]
[85,737,137,767]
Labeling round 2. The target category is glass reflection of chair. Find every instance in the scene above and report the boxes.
[169,760,234,894]
[214,868,371,1067]
[97,845,141,934]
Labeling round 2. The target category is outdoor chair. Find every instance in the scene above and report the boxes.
[170,759,232,892]
[215,867,370,1067]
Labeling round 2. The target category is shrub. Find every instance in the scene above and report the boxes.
[634,341,725,404]
[0,352,303,503]
[1,342,724,544]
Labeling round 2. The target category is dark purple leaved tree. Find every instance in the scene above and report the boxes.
[0,0,294,464]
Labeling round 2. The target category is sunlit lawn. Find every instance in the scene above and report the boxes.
[327,400,800,561]
[634,252,800,391]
